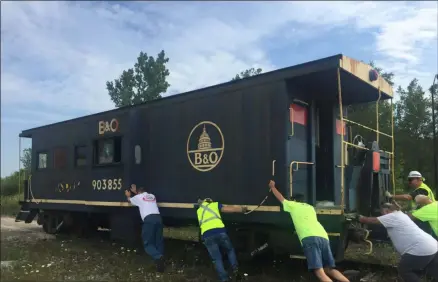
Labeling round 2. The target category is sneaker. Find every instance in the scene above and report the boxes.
[155,257,165,273]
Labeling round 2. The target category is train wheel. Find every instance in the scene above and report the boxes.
[42,214,59,234]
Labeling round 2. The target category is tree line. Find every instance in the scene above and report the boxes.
[2,51,436,196]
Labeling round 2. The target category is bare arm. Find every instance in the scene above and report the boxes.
[392,194,412,201]
[271,186,285,203]
[359,216,382,225]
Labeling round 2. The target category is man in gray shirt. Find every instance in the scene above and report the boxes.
[357,203,438,282]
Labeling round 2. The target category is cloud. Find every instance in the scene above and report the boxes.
[2,2,436,112]
[1,1,437,176]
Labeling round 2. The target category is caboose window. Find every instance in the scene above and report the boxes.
[94,137,122,165]
[54,148,67,169]
[37,152,47,169]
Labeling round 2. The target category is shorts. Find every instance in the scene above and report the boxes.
[302,236,336,270]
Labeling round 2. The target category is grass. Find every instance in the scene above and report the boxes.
[1,194,22,216]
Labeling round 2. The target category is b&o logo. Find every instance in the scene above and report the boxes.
[187,121,224,172]
[98,118,119,135]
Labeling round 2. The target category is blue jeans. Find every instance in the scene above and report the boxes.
[302,236,336,270]
[203,232,238,281]
[141,214,164,261]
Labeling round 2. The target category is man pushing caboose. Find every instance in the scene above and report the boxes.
[357,202,438,282]
[195,197,248,282]
[385,171,435,209]
[268,180,349,282]
[125,184,165,273]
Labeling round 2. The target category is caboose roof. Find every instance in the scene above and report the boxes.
[20,54,393,138]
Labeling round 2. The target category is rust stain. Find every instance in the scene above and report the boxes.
[349,58,359,75]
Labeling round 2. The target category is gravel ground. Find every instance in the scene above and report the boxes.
[0,217,418,282]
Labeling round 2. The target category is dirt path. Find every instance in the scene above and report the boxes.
[0,217,402,281]
[1,217,54,241]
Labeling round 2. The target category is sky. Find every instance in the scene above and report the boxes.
[1,1,437,177]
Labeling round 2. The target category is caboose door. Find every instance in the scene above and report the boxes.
[287,101,314,204]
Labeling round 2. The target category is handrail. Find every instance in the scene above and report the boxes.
[289,161,314,199]
[376,88,381,144]
[342,118,392,138]
[289,106,294,137]
[337,68,345,209]
[391,99,396,194]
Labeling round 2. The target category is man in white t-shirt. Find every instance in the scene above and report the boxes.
[125,184,164,273]
[358,203,438,282]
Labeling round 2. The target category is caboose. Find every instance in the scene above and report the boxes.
[16,54,394,261]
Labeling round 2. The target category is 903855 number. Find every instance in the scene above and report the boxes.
[92,178,122,190]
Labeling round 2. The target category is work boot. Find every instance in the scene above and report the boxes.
[155,257,165,273]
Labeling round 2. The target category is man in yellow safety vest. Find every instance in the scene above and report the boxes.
[196,198,247,282]
[268,180,349,282]
[386,171,435,209]
[408,195,438,240]
[386,171,436,235]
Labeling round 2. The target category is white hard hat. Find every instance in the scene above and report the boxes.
[408,171,422,179]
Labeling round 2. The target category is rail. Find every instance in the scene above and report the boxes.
[336,68,396,207]
[289,161,314,199]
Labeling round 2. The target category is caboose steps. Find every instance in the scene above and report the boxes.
[14,202,38,223]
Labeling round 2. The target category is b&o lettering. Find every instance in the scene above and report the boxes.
[194,152,218,165]
[98,118,119,135]
[209,152,218,164]
[194,153,202,165]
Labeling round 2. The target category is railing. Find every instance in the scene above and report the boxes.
[336,68,395,210]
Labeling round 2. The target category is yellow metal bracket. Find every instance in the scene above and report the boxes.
[363,229,373,255]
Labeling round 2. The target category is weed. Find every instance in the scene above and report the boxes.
[1,194,22,216]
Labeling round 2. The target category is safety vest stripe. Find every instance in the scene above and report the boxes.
[199,203,221,226]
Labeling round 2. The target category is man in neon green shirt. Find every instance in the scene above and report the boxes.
[409,195,438,240]
[269,180,349,282]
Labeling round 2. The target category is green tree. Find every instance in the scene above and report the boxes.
[231,67,263,81]
[106,50,170,107]
[395,79,434,189]
[20,148,32,172]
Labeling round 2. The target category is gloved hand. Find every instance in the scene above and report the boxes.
[385,191,393,198]
[345,213,362,222]
[241,206,249,213]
